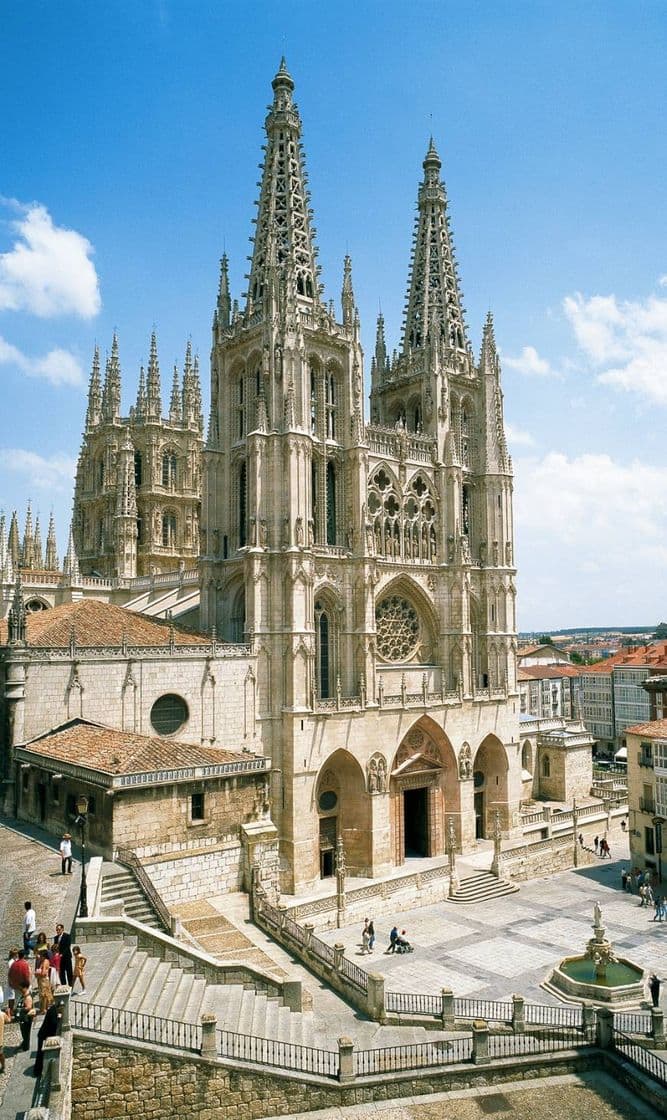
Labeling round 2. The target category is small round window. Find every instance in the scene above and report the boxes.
[150,694,188,736]
[319,790,338,812]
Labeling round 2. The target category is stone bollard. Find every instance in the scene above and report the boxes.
[511,994,525,1034]
[595,1007,614,1049]
[54,985,71,1033]
[282,980,303,1013]
[338,1036,355,1083]
[303,922,314,951]
[333,943,345,971]
[651,1008,665,1048]
[543,806,552,839]
[200,1012,217,1056]
[170,915,182,939]
[278,904,288,933]
[43,1036,62,1090]
[472,1019,490,1064]
[441,988,455,1030]
[366,973,385,1020]
[582,1003,596,1039]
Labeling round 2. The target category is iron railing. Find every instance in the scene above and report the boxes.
[218,1029,339,1078]
[354,1036,472,1075]
[488,1025,591,1058]
[453,998,513,1024]
[524,1003,583,1028]
[114,847,172,933]
[613,1030,667,1087]
[385,991,443,1016]
[613,1011,652,1036]
[72,1002,202,1052]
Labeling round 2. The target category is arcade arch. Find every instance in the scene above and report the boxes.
[389,717,459,865]
[472,734,508,839]
[315,750,371,879]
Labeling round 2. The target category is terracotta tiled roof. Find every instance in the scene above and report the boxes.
[22,720,246,775]
[517,664,580,681]
[625,719,667,738]
[581,643,667,674]
[0,598,209,648]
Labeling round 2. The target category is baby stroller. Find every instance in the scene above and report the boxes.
[395,932,413,954]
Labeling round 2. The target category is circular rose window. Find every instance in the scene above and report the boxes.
[375,596,420,662]
[150,693,189,736]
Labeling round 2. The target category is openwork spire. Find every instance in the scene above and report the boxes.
[103,333,122,421]
[8,511,20,569]
[33,516,44,568]
[8,576,26,644]
[136,364,147,418]
[22,502,34,568]
[246,60,320,314]
[146,330,162,420]
[115,430,138,518]
[169,363,182,423]
[341,254,356,327]
[218,254,231,328]
[63,523,81,583]
[45,512,58,570]
[86,345,102,429]
[401,139,467,355]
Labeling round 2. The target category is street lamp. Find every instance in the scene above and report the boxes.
[653,816,664,885]
[75,794,89,918]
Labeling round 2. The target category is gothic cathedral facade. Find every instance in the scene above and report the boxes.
[201,62,521,894]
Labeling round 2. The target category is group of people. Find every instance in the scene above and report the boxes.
[1,902,87,1074]
[358,919,414,955]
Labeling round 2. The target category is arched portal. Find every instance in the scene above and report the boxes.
[316,750,371,879]
[473,735,509,839]
[389,716,459,865]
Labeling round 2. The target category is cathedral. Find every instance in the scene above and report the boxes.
[1,60,524,899]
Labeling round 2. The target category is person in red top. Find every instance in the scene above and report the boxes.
[8,949,31,1005]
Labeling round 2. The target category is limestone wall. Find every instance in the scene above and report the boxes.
[144,840,244,904]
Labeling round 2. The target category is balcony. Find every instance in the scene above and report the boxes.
[639,797,656,814]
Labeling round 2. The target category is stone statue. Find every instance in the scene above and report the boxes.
[377,756,387,793]
[367,758,378,794]
[459,743,473,780]
[259,519,268,547]
[593,901,603,929]
[295,517,304,546]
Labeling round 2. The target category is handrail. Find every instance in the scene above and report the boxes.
[114,847,172,933]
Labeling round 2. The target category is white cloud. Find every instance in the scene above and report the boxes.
[0,334,84,387]
[0,448,77,491]
[659,275,667,288]
[514,451,667,627]
[0,201,100,318]
[563,287,667,405]
[502,345,558,378]
[505,422,535,447]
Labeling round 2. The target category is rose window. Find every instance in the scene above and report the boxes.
[375,596,420,661]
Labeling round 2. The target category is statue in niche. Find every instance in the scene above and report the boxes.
[492,540,500,565]
[430,525,437,561]
[295,517,304,546]
[367,757,379,794]
[377,756,387,793]
[447,535,455,562]
[505,541,513,565]
[259,520,268,547]
[479,541,487,565]
[249,516,257,546]
[212,528,220,555]
[459,743,473,781]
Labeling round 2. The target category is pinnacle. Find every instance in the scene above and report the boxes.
[272,56,294,92]
[424,135,441,169]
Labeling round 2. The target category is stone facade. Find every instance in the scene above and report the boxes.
[626,719,667,877]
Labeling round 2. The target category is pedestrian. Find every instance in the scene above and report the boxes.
[15,983,36,1051]
[56,925,73,987]
[0,1004,8,1072]
[361,926,370,955]
[368,920,375,951]
[648,973,662,1008]
[386,925,399,953]
[35,951,53,1012]
[59,833,73,875]
[23,901,36,956]
[49,945,61,991]
[621,818,627,832]
[639,884,647,907]
[621,869,628,891]
[5,949,20,1020]
[594,836,599,855]
[72,946,87,993]
[578,833,584,848]
[8,949,32,1009]
[33,1003,62,1077]
[604,839,611,858]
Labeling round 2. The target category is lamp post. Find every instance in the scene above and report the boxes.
[572,797,579,869]
[75,794,89,918]
[653,816,664,884]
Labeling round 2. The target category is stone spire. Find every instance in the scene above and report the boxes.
[113,430,138,578]
[86,345,102,430]
[22,503,34,569]
[8,511,20,570]
[45,512,58,570]
[402,138,467,355]
[63,523,81,583]
[182,341,197,427]
[246,59,321,316]
[33,516,44,568]
[479,311,510,474]
[135,365,147,419]
[341,254,356,327]
[146,330,162,420]
[0,514,10,582]
[102,333,122,422]
[169,362,182,423]
[8,576,26,644]
[192,354,204,436]
[218,253,231,328]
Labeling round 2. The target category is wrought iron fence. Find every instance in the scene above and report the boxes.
[613,1012,652,1037]
[488,1025,590,1057]
[525,1003,583,1028]
[114,847,172,933]
[612,1030,667,1087]
[453,998,513,1024]
[218,1029,339,1078]
[72,1002,202,1051]
[340,955,369,992]
[385,991,442,1016]
[354,1036,472,1075]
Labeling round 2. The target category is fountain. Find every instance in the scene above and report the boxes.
[543,902,645,1006]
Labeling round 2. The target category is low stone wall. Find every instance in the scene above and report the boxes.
[286,864,452,930]
[503,838,597,882]
[70,1034,596,1120]
[144,838,243,905]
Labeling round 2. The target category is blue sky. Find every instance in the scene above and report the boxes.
[1,1,666,630]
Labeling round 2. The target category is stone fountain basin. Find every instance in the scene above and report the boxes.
[544,955,645,1006]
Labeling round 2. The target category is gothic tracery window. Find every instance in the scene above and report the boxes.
[162,512,177,548]
[162,451,177,489]
[368,469,437,562]
[375,595,420,662]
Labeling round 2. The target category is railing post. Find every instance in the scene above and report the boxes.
[511,993,525,1034]
[337,1036,355,1083]
[303,921,314,950]
[282,980,303,1013]
[543,806,552,839]
[366,973,385,1021]
[651,1008,665,1048]
[441,988,455,1030]
[54,985,71,1033]
[333,943,345,971]
[170,915,182,939]
[43,1035,62,1090]
[582,1002,596,1038]
[278,903,288,933]
[595,1007,614,1049]
[472,1019,490,1064]
[200,1012,217,1056]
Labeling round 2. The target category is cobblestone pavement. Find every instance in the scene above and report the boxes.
[319,842,667,1010]
[258,1071,663,1119]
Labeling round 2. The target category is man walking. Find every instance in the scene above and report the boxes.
[648,973,662,1008]
[59,833,73,875]
[23,901,36,956]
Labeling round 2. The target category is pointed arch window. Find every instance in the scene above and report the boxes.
[326,461,337,545]
[315,600,333,699]
[162,452,177,489]
[237,374,246,440]
[134,451,142,488]
[326,373,336,439]
[238,460,247,547]
[162,512,177,548]
[230,585,246,643]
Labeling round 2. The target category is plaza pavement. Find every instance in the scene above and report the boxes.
[318,838,667,1010]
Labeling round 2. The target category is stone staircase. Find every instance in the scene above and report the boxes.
[99,866,167,931]
[76,939,335,1047]
[447,870,519,904]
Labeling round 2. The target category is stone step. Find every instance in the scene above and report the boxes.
[138,960,174,1016]
[169,971,194,1023]
[447,871,519,904]
[182,975,207,1024]
[202,982,245,1030]
[88,942,136,1007]
[236,988,256,1036]
[105,949,149,1010]
[152,963,181,1019]
[249,991,268,1038]
[124,954,162,1013]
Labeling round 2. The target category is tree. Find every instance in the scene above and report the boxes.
[537,635,554,646]
[570,651,585,665]
[653,622,667,640]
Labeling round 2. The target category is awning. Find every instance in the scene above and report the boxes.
[614,746,627,760]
